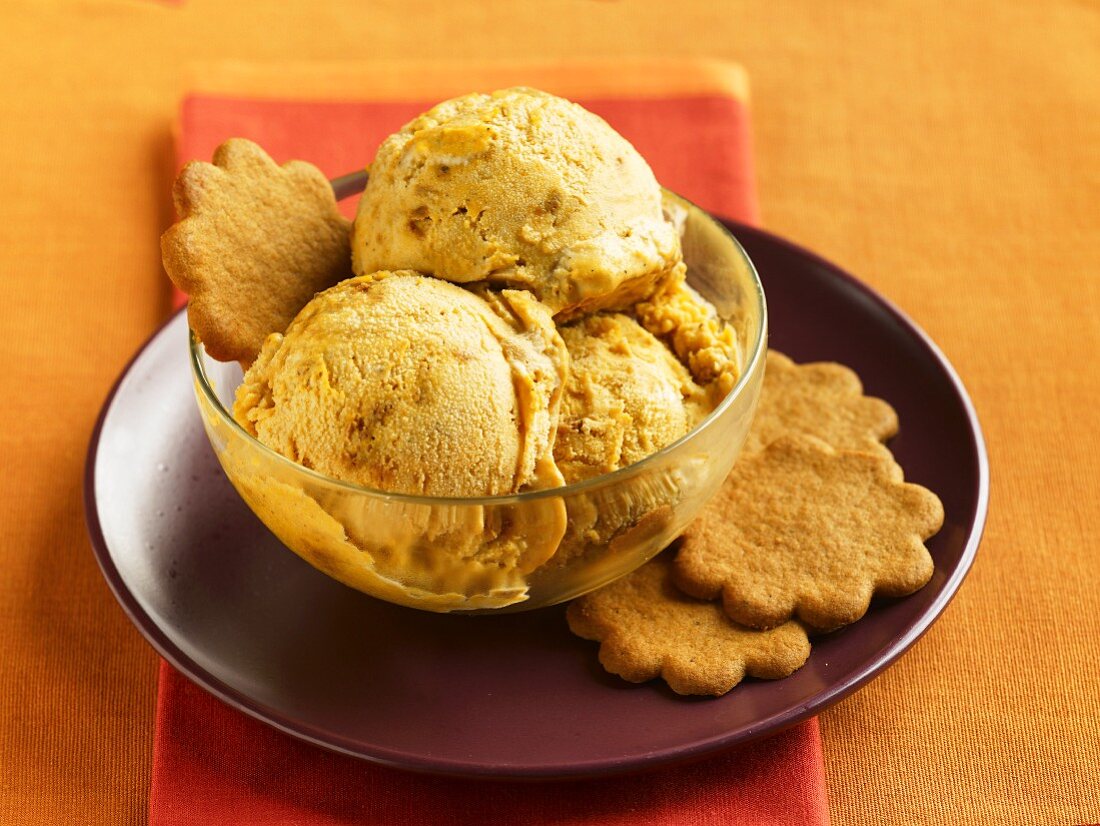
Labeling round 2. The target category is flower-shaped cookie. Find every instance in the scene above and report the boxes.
[567,554,810,696]
[744,351,898,456]
[161,139,351,365]
[675,436,943,631]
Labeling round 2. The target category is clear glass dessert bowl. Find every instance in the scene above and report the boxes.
[189,192,767,613]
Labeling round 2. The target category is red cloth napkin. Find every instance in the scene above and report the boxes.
[153,76,829,826]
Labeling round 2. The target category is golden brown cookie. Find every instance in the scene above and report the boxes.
[567,554,811,696]
[744,350,898,456]
[161,138,352,365]
[675,436,943,631]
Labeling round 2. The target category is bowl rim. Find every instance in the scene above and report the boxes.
[189,195,768,506]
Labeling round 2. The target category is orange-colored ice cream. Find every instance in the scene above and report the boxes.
[233,270,567,497]
[554,313,712,484]
[351,87,682,319]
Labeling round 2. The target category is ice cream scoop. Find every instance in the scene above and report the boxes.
[634,267,741,396]
[233,270,568,497]
[164,87,766,613]
[351,87,681,319]
[554,313,712,484]
[184,161,769,612]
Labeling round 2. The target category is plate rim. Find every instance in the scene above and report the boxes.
[83,219,989,779]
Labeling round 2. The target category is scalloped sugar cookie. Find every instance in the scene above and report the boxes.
[161,138,352,366]
[744,350,898,456]
[567,554,810,696]
[674,435,943,632]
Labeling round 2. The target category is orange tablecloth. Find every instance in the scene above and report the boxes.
[1,2,1098,824]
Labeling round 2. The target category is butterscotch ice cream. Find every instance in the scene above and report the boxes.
[234,271,567,497]
[554,313,712,484]
[635,269,740,397]
[352,87,681,319]
[169,87,753,611]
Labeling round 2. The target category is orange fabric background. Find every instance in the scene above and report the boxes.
[1,2,1098,825]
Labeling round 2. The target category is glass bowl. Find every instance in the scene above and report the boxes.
[189,192,766,613]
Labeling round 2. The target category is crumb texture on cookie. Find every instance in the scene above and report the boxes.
[675,436,943,631]
[161,138,352,365]
[567,554,810,696]
[744,351,898,456]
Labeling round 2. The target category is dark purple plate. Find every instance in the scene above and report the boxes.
[85,221,987,779]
